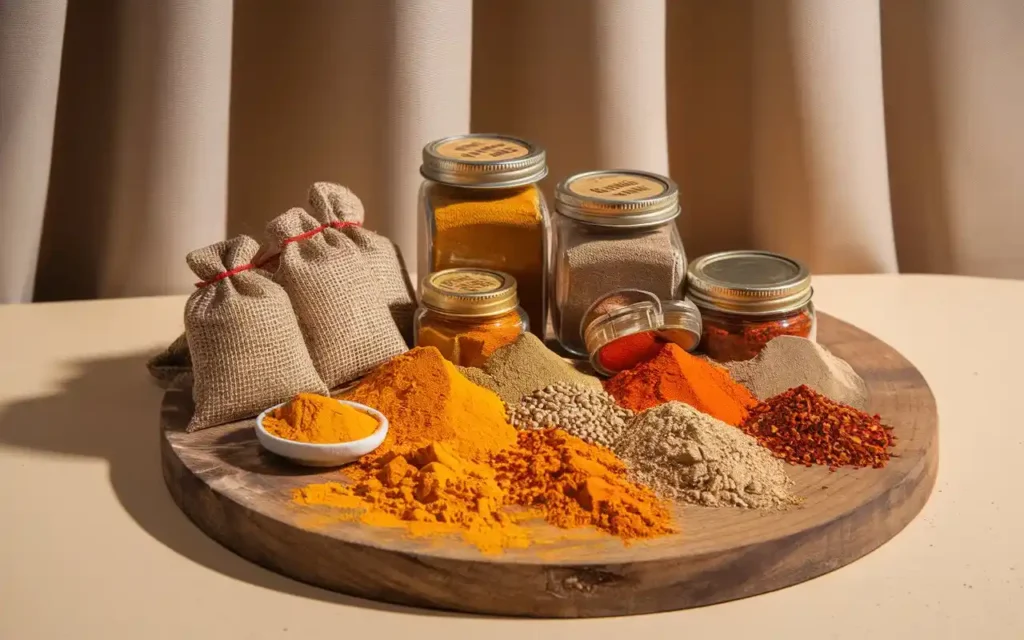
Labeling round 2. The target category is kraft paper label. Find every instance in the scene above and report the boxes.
[434,137,530,162]
[432,270,504,293]
[568,172,667,201]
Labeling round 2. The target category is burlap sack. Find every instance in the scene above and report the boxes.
[307,182,417,345]
[267,207,407,388]
[185,235,328,431]
[146,332,191,388]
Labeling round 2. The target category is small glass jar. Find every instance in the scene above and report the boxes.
[687,250,816,362]
[582,291,702,376]
[413,268,529,367]
[551,170,687,355]
[419,134,549,339]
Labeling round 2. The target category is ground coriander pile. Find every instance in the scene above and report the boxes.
[617,402,796,509]
[508,382,634,450]
[461,333,603,405]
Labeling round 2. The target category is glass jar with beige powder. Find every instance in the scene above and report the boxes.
[551,170,687,355]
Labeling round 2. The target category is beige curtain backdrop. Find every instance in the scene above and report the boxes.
[2,0,1022,304]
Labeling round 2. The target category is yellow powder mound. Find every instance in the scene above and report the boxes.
[344,346,516,461]
[293,441,531,555]
[263,393,378,443]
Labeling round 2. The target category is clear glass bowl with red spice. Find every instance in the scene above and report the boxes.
[687,250,816,362]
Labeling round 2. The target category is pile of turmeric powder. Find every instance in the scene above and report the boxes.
[294,441,531,555]
[263,393,378,443]
[343,346,516,461]
[293,429,675,554]
[492,429,676,540]
[291,345,676,554]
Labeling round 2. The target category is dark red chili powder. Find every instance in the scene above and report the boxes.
[597,331,665,372]
[740,385,895,470]
[701,309,814,362]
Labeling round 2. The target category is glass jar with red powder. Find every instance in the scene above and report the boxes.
[582,291,702,376]
[687,250,815,362]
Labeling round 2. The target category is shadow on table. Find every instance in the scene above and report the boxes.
[0,352,470,618]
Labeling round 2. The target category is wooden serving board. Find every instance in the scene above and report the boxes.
[160,312,938,617]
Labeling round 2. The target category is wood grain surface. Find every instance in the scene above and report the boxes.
[160,312,938,617]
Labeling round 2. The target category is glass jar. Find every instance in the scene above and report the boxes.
[686,250,816,362]
[581,291,702,376]
[551,170,687,355]
[419,134,549,339]
[413,268,529,367]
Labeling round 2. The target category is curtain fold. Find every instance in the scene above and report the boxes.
[1,0,1022,304]
[0,0,67,303]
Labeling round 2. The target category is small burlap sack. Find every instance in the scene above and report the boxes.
[185,235,328,431]
[307,182,417,345]
[267,207,407,388]
[146,332,191,388]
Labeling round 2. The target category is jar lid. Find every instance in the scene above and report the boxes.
[687,250,812,315]
[420,134,548,188]
[554,170,680,227]
[657,298,703,351]
[420,268,520,318]
[583,292,702,376]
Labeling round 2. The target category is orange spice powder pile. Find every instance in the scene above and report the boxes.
[293,347,676,554]
[604,343,756,425]
[294,441,531,555]
[343,346,516,461]
[491,429,676,541]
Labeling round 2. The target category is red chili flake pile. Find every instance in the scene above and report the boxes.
[740,385,895,470]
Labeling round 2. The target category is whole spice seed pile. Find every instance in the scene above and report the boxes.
[508,382,634,450]
[741,385,896,470]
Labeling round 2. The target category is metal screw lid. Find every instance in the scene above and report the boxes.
[420,268,520,318]
[555,170,680,227]
[687,250,813,315]
[420,134,548,188]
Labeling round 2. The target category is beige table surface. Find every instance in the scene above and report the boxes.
[1,274,1021,638]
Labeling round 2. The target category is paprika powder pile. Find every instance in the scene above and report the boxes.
[604,343,756,426]
[740,385,895,470]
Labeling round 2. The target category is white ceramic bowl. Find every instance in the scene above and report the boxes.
[255,398,388,467]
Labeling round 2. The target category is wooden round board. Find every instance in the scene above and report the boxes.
[160,312,938,617]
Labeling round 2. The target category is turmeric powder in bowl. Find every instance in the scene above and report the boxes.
[263,393,379,444]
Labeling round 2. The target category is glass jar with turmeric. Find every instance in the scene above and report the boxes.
[419,134,549,339]
[414,268,529,367]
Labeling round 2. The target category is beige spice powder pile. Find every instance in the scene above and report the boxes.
[725,336,868,410]
[617,402,797,509]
